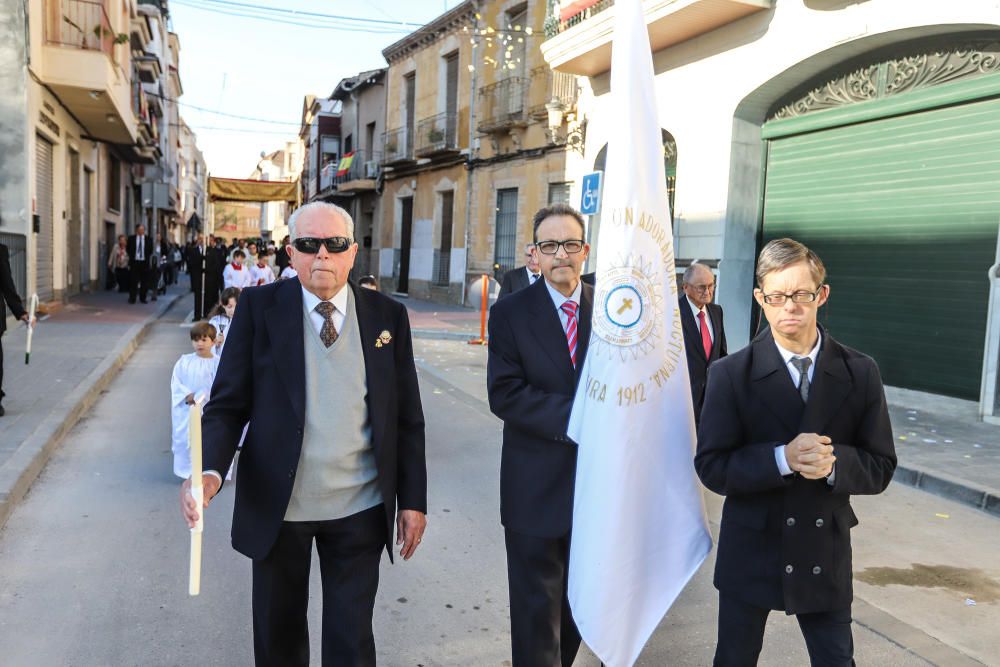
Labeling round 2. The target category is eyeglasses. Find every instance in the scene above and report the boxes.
[536,239,585,255]
[292,237,353,254]
[759,287,824,306]
[687,282,716,293]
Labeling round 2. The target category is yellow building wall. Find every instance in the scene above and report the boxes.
[378,163,468,302]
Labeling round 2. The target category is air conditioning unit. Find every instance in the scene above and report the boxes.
[364,160,380,179]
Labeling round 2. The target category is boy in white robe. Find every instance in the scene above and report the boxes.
[279,265,298,280]
[248,250,275,287]
[207,287,240,356]
[169,322,219,479]
[223,250,252,289]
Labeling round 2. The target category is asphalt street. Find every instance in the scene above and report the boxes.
[0,300,997,665]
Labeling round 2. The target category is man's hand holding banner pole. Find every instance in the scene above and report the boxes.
[566,0,713,664]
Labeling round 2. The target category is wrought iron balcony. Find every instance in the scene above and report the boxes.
[382,128,414,164]
[544,0,614,37]
[415,112,460,157]
[528,66,580,119]
[478,78,529,134]
[333,150,382,193]
[46,0,119,56]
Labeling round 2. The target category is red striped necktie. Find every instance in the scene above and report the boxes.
[561,300,579,367]
[698,310,712,359]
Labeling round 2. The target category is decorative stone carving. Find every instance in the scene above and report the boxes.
[770,41,1000,121]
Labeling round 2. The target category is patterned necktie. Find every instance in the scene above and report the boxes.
[697,310,712,359]
[315,301,339,347]
[561,300,579,367]
[790,356,812,403]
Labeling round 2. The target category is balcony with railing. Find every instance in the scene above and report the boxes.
[333,150,381,193]
[528,67,580,119]
[41,0,137,143]
[132,78,159,163]
[415,112,460,158]
[382,127,414,165]
[477,78,529,134]
[540,0,772,77]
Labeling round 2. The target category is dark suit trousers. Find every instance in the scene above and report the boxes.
[0,332,6,402]
[714,592,855,667]
[505,529,582,667]
[252,505,385,667]
[128,261,150,302]
[190,272,204,320]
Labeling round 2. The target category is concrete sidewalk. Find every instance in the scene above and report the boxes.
[0,281,188,529]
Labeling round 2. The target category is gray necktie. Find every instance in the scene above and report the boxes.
[790,356,812,403]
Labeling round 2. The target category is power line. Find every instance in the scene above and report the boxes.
[186,0,426,29]
[146,90,302,126]
[175,123,299,136]
[170,0,418,34]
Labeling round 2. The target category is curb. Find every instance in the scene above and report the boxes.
[893,464,1000,519]
[0,291,184,532]
[412,328,483,342]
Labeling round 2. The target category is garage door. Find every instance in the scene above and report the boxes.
[762,98,1000,400]
[35,135,55,302]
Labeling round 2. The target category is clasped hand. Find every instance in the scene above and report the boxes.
[785,433,835,480]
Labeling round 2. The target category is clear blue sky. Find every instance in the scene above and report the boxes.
[169,1,464,178]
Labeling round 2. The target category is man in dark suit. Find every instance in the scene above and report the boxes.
[126,224,152,304]
[695,238,896,666]
[180,202,427,666]
[488,203,593,667]
[497,243,542,299]
[188,234,207,320]
[202,235,226,317]
[0,242,29,417]
[678,262,727,424]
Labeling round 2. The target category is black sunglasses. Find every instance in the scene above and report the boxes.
[291,236,353,254]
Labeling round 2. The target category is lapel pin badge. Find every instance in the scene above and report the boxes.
[375,330,393,348]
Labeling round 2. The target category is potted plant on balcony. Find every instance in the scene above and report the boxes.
[427,127,445,144]
[385,140,398,155]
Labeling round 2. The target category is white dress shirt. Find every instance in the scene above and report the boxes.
[136,235,145,261]
[544,278,582,332]
[772,329,834,484]
[686,295,714,342]
[302,284,348,336]
[526,267,541,285]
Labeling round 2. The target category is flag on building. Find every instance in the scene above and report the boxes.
[336,151,355,177]
[566,0,713,664]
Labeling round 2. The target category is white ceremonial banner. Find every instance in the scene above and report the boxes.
[566,0,712,663]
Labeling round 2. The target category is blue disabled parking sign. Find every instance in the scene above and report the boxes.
[580,171,603,216]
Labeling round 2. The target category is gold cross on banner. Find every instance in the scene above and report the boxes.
[617,298,634,315]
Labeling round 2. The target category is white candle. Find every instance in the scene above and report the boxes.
[188,398,204,596]
[24,293,38,365]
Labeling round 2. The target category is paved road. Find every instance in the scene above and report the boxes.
[0,305,996,665]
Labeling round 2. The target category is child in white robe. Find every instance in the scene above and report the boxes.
[248,249,276,287]
[279,265,298,280]
[207,287,240,357]
[223,250,252,289]
[170,322,219,479]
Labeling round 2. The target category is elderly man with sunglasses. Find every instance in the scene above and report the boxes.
[180,201,427,667]
[695,238,896,666]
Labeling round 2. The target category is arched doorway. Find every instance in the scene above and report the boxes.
[758,34,1000,401]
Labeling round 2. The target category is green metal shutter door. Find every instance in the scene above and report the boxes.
[762,98,1000,400]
